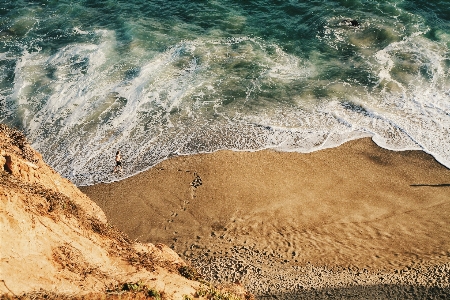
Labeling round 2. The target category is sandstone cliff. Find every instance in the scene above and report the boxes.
[0,125,248,299]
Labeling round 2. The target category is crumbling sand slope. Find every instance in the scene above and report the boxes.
[0,124,213,299]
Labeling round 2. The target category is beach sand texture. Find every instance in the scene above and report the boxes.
[81,138,450,298]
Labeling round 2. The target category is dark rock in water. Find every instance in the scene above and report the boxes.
[0,29,14,37]
[341,19,360,27]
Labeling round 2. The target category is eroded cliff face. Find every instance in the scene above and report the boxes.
[0,125,108,223]
[0,125,202,298]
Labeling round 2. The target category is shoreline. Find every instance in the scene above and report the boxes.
[77,136,450,188]
[80,137,450,298]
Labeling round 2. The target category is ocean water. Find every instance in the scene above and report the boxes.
[1,0,449,186]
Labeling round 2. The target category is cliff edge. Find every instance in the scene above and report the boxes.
[0,124,248,299]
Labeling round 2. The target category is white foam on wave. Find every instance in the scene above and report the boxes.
[73,27,89,35]
[308,11,450,166]
[3,20,450,185]
[371,34,450,165]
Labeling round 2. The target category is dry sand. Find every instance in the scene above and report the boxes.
[81,138,450,299]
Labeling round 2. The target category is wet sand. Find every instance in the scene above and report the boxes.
[81,138,450,299]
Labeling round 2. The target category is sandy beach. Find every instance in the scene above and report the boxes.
[81,138,450,299]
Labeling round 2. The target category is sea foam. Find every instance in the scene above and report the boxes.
[1,2,449,185]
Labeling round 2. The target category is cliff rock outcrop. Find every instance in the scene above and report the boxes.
[0,125,247,299]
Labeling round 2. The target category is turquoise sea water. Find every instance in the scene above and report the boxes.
[1,0,449,185]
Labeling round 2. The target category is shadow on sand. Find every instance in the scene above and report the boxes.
[410,184,450,187]
[257,284,450,300]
